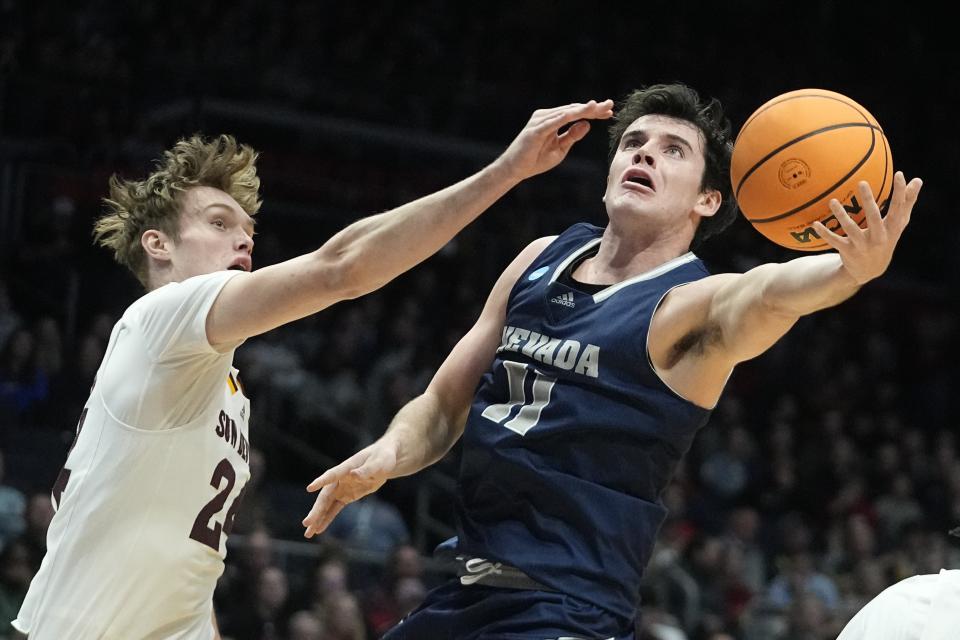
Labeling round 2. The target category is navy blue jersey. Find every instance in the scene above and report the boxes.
[455,223,713,621]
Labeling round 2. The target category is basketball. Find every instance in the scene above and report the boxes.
[730,89,893,251]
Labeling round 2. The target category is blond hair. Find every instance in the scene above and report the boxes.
[94,134,262,287]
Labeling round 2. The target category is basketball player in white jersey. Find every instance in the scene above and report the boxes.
[11,100,614,640]
[838,568,960,640]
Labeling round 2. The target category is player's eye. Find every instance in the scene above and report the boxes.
[665,145,684,158]
[213,219,225,228]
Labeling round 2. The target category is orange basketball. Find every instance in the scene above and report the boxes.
[730,89,893,251]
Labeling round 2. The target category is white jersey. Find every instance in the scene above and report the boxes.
[838,569,960,640]
[14,271,251,640]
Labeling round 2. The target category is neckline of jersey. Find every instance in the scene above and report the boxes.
[548,237,699,303]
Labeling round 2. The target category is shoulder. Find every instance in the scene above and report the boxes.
[658,272,739,313]
[523,235,558,255]
[129,271,240,317]
[123,271,245,359]
[502,236,558,284]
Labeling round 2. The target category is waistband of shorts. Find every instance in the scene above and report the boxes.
[455,556,557,592]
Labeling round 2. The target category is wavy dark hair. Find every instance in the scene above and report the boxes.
[607,83,737,249]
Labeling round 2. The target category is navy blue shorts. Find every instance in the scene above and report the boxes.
[381,579,636,640]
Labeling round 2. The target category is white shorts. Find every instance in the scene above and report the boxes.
[838,569,960,640]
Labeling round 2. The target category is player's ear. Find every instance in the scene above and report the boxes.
[141,229,172,263]
[694,189,722,219]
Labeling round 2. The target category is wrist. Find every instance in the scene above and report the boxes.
[376,432,406,473]
[488,153,527,189]
[837,259,873,287]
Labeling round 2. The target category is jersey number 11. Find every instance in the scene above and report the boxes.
[481,361,557,436]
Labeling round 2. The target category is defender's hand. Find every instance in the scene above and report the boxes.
[813,172,922,284]
[497,100,614,183]
[301,441,398,538]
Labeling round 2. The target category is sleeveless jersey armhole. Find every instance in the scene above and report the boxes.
[645,282,726,411]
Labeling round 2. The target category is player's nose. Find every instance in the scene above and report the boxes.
[236,230,254,254]
[632,149,655,168]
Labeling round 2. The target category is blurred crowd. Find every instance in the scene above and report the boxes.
[1,200,956,640]
[1,2,957,639]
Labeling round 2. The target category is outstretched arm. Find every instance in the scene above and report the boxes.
[301,236,555,537]
[650,173,922,408]
[207,101,612,346]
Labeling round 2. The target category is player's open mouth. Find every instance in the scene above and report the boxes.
[622,169,656,192]
[228,258,251,272]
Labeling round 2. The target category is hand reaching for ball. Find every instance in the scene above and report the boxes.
[812,172,922,285]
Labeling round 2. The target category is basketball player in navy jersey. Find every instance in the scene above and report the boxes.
[303,84,923,640]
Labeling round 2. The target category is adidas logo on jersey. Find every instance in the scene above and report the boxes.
[550,292,575,307]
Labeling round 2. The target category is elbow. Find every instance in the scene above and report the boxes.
[759,300,802,327]
[751,264,800,319]
[416,387,465,440]
[311,247,386,301]
[757,286,802,321]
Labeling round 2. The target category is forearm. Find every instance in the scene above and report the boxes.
[381,391,465,478]
[320,160,521,298]
[756,253,862,317]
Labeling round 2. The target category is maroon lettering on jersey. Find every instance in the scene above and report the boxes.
[216,410,228,438]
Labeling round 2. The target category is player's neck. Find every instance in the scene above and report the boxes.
[577,222,692,284]
[146,263,189,292]
[146,270,175,292]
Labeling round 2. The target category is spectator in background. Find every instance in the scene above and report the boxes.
[222,565,292,640]
[19,494,53,572]
[0,452,25,550]
[784,591,835,640]
[0,278,21,355]
[766,552,840,614]
[392,576,426,619]
[326,494,410,555]
[699,425,758,504]
[682,535,726,634]
[0,329,49,424]
[636,584,691,640]
[305,555,352,619]
[825,513,882,587]
[834,558,888,628]
[722,506,766,594]
[645,520,701,632]
[0,540,32,633]
[364,544,425,636]
[31,317,61,382]
[874,473,923,545]
[287,609,324,640]
[320,592,365,640]
[44,328,104,430]
[216,526,276,631]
